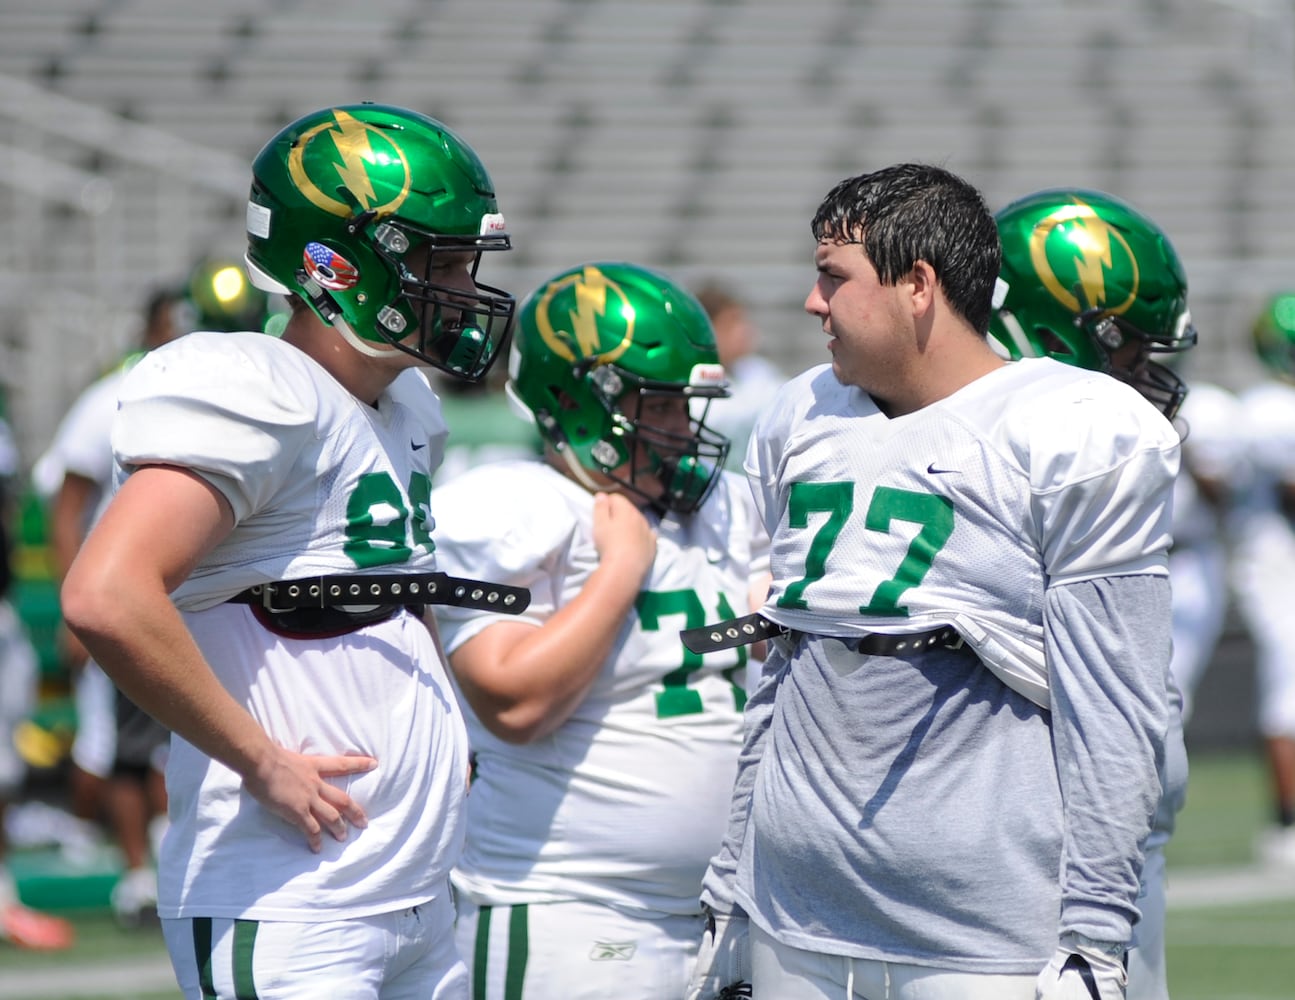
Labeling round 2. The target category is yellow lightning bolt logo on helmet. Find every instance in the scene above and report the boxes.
[328,111,379,209]
[536,265,634,364]
[288,109,411,218]
[1031,199,1139,316]
[1069,209,1113,310]
[570,266,609,356]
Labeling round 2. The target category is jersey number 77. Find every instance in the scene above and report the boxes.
[776,482,954,617]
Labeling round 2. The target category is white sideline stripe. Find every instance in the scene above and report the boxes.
[1168,924,1295,946]
[0,954,176,999]
[1166,863,1295,909]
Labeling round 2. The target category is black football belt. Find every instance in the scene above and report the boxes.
[680,612,790,654]
[229,572,530,615]
[681,611,962,656]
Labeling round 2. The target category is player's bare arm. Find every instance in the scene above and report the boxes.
[60,464,376,853]
[450,491,657,743]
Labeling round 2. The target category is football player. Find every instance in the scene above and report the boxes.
[429,261,770,999]
[0,412,76,951]
[178,255,274,334]
[1232,294,1295,871]
[991,188,1201,1000]
[36,285,185,930]
[693,280,788,470]
[61,104,518,999]
[689,165,1178,1000]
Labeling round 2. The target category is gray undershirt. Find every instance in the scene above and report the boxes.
[703,574,1170,974]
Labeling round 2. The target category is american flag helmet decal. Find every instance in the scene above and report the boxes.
[302,241,359,290]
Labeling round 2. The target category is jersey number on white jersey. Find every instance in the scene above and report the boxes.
[345,471,434,567]
[777,482,954,618]
[636,588,748,717]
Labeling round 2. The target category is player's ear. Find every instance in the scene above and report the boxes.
[906,259,938,318]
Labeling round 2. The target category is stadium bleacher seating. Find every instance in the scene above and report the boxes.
[2,0,1295,457]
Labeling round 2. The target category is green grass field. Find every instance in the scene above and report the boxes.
[1163,750,1295,1000]
[1166,748,1273,868]
[0,911,175,1000]
[2,750,1292,999]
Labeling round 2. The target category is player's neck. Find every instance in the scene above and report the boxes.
[877,339,1007,418]
[281,317,407,405]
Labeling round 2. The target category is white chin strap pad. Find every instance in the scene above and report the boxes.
[243,253,291,295]
[333,318,397,359]
[559,446,606,494]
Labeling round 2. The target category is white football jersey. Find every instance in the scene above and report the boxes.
[432,460,770,916]
[1238,379,1295,486]
[1173,382,1246,548]
[1166,382,1246,710]
[746,358,1179,707]
[35,368,122,497]
[111,331,469,920]
[1232,378,1295,737]
[113,332,449,610]
[1232,380,1295,578]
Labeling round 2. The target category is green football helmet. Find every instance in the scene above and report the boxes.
[990,188,1197,419]
[507,262,731,515]
[1252,292,1295,380]
[244,103,515,380]
[180,257,270,333]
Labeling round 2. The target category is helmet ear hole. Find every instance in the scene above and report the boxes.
[1037,329,1074,359]
[548,389,591,445]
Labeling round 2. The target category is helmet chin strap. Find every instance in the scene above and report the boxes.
[280,266,402,361]
[558,446,610,495]
[994,311,1036,359]
[332,316,402,360]
[557,442,672,515]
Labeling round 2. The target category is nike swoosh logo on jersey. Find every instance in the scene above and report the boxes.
[411,440,427,451]
[926,462,958,474]
[588,941,637,961]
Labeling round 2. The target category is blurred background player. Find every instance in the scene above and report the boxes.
[693,280,788,469]
[31,260,270,929]
[430,262,770,999]
[990,187,1198,1000]
[1232,293,1295,870]
[0,406,76,950]
[31,284,186,928]
[177,256,276,335]
[1162,380,1246,724]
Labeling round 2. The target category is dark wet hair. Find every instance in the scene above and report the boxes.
[811,163,1001,334]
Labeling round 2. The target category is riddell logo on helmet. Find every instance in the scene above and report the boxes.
[479,213,507,235]
[288,109,412,218]
[1030,199,1139,316]
[691,363,727,387]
